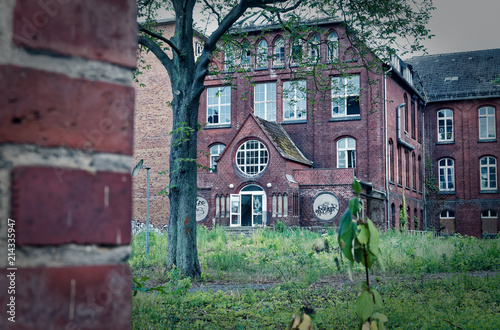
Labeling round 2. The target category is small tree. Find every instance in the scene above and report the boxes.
[399,192,407,231]
[338,179,387,329]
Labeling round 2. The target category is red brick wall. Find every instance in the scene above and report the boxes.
[0,0,136,328]
[424,98,500,236]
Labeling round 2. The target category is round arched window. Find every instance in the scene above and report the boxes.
[236,140,269,176]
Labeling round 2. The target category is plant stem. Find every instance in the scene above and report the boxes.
[362,244,370,289]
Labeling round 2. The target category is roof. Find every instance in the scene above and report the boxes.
[255,117,313,166]
[406,48,500,102]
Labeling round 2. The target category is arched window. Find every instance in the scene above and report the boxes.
[327,31,338,62]
[405,149,410,188]
[438,158,455,192]
[210,144,225,173]
[273,37,285,67]
[308,34,320,62]
[440,210,455,234]
[480,156,497,191]
[437,109,453,142]
[404,94,409,132]
[397,145,402,185]
[236,140,269,176]
[481,210,498,236]
[478,106,496,140]
[290,38,303,65]
[256,39,268,69]
[414,208,418,230]
[411,99,416,139]
[388,139,394,182]
[418,155,422,193]
[412,152,416,190]
[391,203,396,228]
[337,137,356,168]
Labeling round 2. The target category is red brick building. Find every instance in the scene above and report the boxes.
[195,21,425,231]
[408,49,500,237]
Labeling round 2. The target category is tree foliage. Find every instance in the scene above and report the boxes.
[135,0,434,277]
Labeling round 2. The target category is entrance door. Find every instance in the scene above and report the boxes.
[232,185,266,227]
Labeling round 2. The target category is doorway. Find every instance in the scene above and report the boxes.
[230,185,266,226]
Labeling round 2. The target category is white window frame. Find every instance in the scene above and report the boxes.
[209,144,225,173]
[254,82,276,121]
[308,34,320,63]
[337,137,356,168]
[327,31,338,62]
[438,158,455,192]
[283,80,307,121]
[437,109,454,142]
[207,87,231,125]
[236,140,269,176]
[440,210,456,234]
[480,156,497,191]
[479,106,496,140]
[332,75,360,117]
[273,38,285,67]
[256,39,268,69]
[290,38,303,66]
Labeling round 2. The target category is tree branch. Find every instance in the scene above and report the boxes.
[138,24,183,57]
[138,35,176,77]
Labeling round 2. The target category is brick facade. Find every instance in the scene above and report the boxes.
[1,0,136,328]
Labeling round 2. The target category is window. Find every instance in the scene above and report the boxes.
[388,139,394,182]
[254,82,276,121]
[403,94,409,132]
[308,34,320,62]
[241,50,251,70]
[479,106,496,140]
[224,50,234,71]
[337,137,356,168]
[480,156,497,191]
[438,158,455,192]
[236,140,269,176]
[273,38,285,67]
[327,31,338,62]
[411,99,416,139]
[418,155,422,192]
[417,104,422,143]
[405,150,410,188]
[437,109,453,142]
[412,152,416,190]
[332,75,360,117]
[207,87,231,125]
[210,144,225,173]
[440,210,455,235]
[256,39,268,69]
[290,38,303,65]
[482,210,498,235]
[283,80,307,121]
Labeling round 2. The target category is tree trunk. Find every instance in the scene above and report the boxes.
[166,81,202,277]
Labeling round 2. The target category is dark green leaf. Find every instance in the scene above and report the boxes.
[338,209,355,262]
[367,218,380,257]
[371,288,383,308]
[355,291,375,322]
[349,197,360,217]
[352,178,362,195]
[357,223,370,244]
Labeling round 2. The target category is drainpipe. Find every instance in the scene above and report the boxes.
[384,67,392,230]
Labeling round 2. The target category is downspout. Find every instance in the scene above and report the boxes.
[384,67,392,230]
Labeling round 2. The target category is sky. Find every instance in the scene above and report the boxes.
[414,0,500,56]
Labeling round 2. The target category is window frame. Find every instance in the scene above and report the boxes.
[207,86,231,126]
[437,109,454,142]
[254,82,277,121]
[438,158,455,192]
[209,144,225,173]
[283,80,307,121]
[331,75,360,118]
[480,156,497,191]
[478,106,496,140]
[273,37,285,68]
[256,39,268,69]
[307,34,321,63]
[327,31,339,62]
[235,140,269,176]
[337,137,356,169]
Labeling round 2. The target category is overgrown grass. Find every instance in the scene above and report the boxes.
[132,273,500,329]
[130,228,500,328]
[129,227,500,285]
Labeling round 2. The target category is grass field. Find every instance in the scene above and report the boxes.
[129,227,500,329]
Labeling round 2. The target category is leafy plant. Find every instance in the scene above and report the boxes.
[399,192,407,232]
[338,178,387,329]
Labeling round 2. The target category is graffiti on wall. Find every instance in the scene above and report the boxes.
[313,192,340,221]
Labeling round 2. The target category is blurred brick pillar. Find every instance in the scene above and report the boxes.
[0,0,137,328]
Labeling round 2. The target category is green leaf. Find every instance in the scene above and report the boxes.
[355,291,375,322]
[349,197,360,217]
[352,178,362,195]
[367,218,380,258]
[356,223,370,244]
[371,288,383,308]
[338,209,355,262]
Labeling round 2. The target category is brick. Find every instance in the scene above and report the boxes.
[12,0,137,68]
[11,167,131,245]
[0,66,134,155]
[0,265,131,330]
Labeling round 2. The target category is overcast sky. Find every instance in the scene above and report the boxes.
[414,0,500,56]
